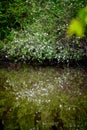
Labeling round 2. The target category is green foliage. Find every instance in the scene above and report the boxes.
[0,0,41,39]
[2,26,56,62]
[68,7,87,38]
[0,0,87,63]
[68,19,85,37]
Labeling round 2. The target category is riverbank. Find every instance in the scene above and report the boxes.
[0,57,87,71]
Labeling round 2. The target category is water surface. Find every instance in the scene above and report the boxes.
[0,65,87,130]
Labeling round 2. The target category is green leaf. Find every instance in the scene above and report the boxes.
[67,19,84,38]
[78,7,87,24]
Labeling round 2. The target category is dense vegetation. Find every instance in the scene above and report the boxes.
[0,0,87,64]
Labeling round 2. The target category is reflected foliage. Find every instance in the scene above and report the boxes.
[0,66,87,130]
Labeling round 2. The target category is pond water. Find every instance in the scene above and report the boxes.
[0,65,87,130]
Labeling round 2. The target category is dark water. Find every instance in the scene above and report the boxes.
[0,65,87,130]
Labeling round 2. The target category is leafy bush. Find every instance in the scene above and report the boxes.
[0,0,87,63]
[3,24,56,62]
[0,0,41,39]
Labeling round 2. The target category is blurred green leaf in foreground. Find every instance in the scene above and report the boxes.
[67,7,87,38]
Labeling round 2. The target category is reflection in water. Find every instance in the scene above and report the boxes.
[0,66,87,130]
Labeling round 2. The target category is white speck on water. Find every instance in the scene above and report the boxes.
[59,104,62,108]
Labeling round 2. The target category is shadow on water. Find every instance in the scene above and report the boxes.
[0,65,87,130]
